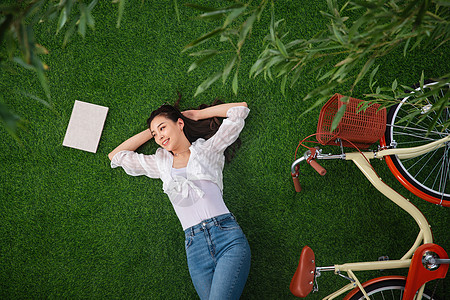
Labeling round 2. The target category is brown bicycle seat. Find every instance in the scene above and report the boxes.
[290,246,316,297]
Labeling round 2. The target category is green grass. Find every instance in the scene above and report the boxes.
[1,0,449,299]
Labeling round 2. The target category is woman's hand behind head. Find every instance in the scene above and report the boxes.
[181,110,200,121]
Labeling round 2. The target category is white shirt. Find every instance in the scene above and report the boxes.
[111,106,250,229]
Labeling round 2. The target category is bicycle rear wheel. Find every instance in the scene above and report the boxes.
[346,278,437,300]
[381,82,450,206]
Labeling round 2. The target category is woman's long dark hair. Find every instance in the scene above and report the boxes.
[147,93,241,162]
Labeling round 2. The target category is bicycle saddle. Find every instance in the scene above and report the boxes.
[290,245,316,297]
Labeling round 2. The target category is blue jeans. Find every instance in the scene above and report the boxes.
[184,213,251,300]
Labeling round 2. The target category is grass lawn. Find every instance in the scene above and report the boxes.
[1,0,449,299]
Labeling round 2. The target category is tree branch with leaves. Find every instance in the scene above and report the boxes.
[184,0,449,130]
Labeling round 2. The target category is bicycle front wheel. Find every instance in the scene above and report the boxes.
[381,81,450,206]
[346,277,437,300]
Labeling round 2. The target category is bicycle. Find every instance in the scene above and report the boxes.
[289,86,449,299]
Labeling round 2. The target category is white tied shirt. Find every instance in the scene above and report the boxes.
[111,106,250,229]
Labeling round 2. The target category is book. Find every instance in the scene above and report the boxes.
[63,100,109,153]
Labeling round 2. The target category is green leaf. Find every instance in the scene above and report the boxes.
[194,72,222,97]
[116,0,127,28]
[17,90,52,109]
[369,65,379,87]
[281,75,287,96]
[335,56,354,67]
[332,23,344,44]
[353,58,374,88]
[78,4,87,38]
[232,69,239,95]
[63,18,78,47]
[56,7,67,35]
[275,37,288,57]
[237,9,258,49]
[0,101,25,143]
[88,0,98,10]
[249,57,268,78]
[35,64,50,100]
[222,54,237,84]
[403,37,411,57]
[188,51,218,72]
[184,27,225,51]
[87,0,98,29]
[391,79,398,91]
[173,0,180,23]
[269,2,275,42]
[13,57,35,71]
[420,71,424,90]
[223,6,246,27]
[197,9,230,20]
[331,103,346,131]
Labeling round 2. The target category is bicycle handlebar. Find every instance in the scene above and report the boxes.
[292,173,302,192]
[309,159,327,176]
[291,152,328,192]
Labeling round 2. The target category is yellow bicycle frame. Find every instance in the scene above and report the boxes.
[316,135,450,300]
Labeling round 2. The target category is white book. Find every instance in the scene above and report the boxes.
[63,100,109,153]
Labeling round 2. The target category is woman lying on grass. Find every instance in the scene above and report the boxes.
[108,98,251,299]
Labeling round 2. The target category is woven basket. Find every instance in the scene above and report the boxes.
[316,94,386,148]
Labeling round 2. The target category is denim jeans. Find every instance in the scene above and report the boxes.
[184,213,251,300]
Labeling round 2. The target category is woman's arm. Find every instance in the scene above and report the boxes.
[182,102,247,121]
[108,129,153,161]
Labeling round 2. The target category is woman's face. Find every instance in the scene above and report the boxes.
[150,115,185,151]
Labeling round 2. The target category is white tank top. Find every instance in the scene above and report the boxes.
[170,167,230,230]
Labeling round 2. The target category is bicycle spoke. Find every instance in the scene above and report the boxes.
[438,145,450,199]
[382,82,450,205]
[405,148,439,178]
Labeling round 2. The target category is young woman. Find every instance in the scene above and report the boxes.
[108,101,251,299]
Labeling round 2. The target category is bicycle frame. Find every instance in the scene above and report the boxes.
[290,135,450,300]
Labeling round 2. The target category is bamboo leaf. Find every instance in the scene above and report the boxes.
[17,90,52,109]
[369,65,379,87]
[88,0,98,10]
[420,71,424,90]
[281,75,287,96]
[222,54,237,84]
[0,101,25,143]
[331,103,346,131]
[116,0,126,28]
[87,0,98,29]
[232,69,239,95]
[391,79,398,91]
[184,27,224,51]
[275,37,288,57]
[353,58,374,88]
[188,51,218,72]
[56,7,67,35]
[13,57,35,71]
[335,56,354,67]
[189,49,218,56]
[63,18,78,47]
[78,4,87,38]
[223,6,246,27]
[249,57,269,78]
[237,9,258,49]
[34,60,50,100]
[332,23,344,44]
[403,37,411,57]
[174,0,180,23]
[197,9,229,20]
[194,72,222,97]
